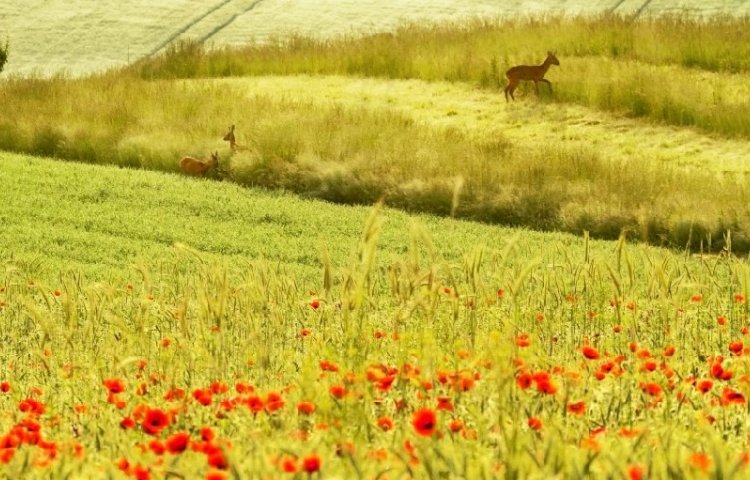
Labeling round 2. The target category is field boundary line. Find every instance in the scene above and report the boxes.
[199,0,266,44]
[147,0,234,57]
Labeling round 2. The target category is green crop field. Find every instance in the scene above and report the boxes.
[4,2,750,479]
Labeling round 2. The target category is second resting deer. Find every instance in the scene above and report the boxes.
[223,124,247,151]
[179,151,219,176]
[504,51,559,102]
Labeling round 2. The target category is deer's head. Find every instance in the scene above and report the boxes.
[547,50,560,66]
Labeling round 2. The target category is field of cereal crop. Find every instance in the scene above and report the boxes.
[4,2,750,479]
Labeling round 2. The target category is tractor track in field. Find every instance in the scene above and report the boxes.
[198,0,266,44]
[632,0,655,18]
[147,0,235,57]
[608,0,628,14]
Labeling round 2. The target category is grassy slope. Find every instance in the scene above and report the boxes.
[221,75,750,173]
[1,150,606,285]
[3,71,749,251]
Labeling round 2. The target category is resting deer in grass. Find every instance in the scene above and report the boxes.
[223,124,247,151]
[504,51,559,102]
[179,151,219,176]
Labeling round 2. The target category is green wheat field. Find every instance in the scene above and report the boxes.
[3,2,750,479]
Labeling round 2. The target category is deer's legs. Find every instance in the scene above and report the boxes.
[540,78,552,93]
[504,79,518,102]
[534,81,540,95]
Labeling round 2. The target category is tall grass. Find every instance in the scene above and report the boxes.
[1,75,749,252]
[131,15,750,138]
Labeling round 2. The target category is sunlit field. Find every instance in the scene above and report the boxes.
[4,152,750,479]
[4,2,750,479]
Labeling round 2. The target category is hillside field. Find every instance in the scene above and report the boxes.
[3,0,750,76]
[4,152,750,479]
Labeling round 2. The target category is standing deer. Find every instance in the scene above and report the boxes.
[504,51,559,102]
[223,124,247,151]
[179,151,219,176]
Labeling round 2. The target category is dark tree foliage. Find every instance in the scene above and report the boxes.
[0,40,8,73]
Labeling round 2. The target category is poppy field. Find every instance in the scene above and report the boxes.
[4,3,750,479]
[3,153,750,479]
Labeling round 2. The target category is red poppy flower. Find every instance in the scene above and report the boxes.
[619,427,642,438]
[567,401,586,416]
[103,378,126,394]
[642,360,657,372]
[265,391,285,412]
[436,397,454,412]
[149,440,165,455]
[515,333,530,348]
[628,465,645,480]
[210,382,229,395]
[663,346,676,357]
[411,408,437,437]
[690,452,711,471]
[329,385,347,399]
[0,382,9,393]
[377,375,396,391]
[18,398,45,416]
[722,387,746,405]
[164,387,186,401]
[116,458,130,472]
[193,388,213,406]
[302,453,321,474]
[527,417,542,431]
[449,419,464,433]
[729,341,744,355]
[165,431,190,454]
[515,371,533,390]
[244,395,264,413]
[536,379,557,395]
[455,375,475,392]
[201,427,215,442]
[207,450,229,470]
[120,416,136,430]
[319,361,339,372]
[640,382,662,397]
[696,379,713,394]
[582,346,600,360]
[280,456,298,473]
[297,401,316,415]
[206,471,228,480]
[142,408,170,436]
[377,416,394,431]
